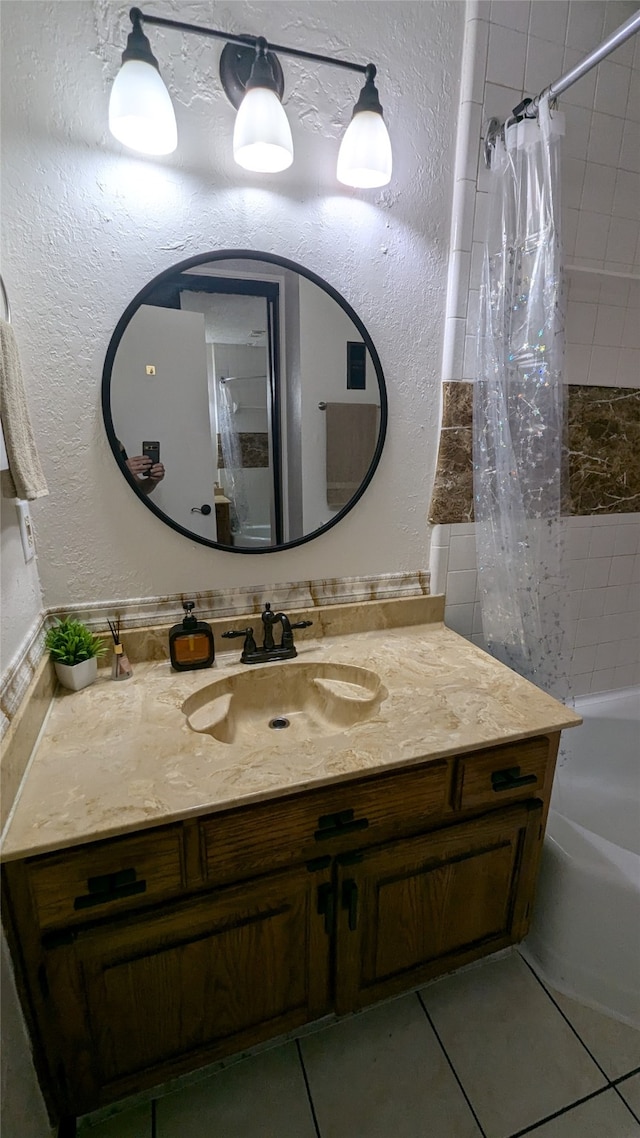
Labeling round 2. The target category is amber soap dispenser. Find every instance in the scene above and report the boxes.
[169,601,215,671]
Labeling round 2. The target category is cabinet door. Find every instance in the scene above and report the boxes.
[335,801,542,1014]
[44,864,332,1112]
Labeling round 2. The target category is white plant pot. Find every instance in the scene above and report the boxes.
[54,657,98,692]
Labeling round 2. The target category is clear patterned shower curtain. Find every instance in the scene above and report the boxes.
[217,380,249,536]
[474,99,571,699]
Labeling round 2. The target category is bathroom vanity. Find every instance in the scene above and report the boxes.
[0,598,580,1121]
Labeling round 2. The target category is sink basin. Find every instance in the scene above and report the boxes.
[182,661,387,745]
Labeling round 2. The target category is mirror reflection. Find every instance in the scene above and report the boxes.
[104,254,387,553]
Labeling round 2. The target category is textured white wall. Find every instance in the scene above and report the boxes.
[1,0,464,611]
[0,505,43,673]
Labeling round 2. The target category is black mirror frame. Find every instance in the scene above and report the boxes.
[101,250,388,555]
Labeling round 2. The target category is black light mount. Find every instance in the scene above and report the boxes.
[219,37,285,111]
[122,7,159,70]
[350,64,384,119]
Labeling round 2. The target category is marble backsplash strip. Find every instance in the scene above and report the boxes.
[47,570,430,634]
[97,594,445,666]
[429,382,640,524]
[0,611,49,736]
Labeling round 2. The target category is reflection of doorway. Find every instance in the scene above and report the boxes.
[174,275,284,547]
[110,304,218,540]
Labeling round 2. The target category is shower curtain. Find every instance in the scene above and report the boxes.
[217,381,249,536]
[474,99,570,699]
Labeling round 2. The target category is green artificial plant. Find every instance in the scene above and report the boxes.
[45,617,106,666]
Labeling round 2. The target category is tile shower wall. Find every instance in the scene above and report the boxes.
[435,1,640,697]
[443,0,640,384]
[431,515,640,695]
[566,271,640,387]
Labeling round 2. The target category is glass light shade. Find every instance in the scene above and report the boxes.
[109,59,177,156]
[337,110,392,189]
[233,87,293,173]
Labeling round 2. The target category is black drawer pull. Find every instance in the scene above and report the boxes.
[74,868,146,910]
[87,867,137,894]
[316,808,355,830]
[491,766,538,792]
[341,879,359,931]
[314,817,369,841]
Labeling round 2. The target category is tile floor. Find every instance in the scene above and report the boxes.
[79,950,640,1138]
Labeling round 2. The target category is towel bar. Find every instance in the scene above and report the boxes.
[319,401,380,410]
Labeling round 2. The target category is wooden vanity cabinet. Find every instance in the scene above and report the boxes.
[1,732,558,1120]
[334,799,543,1015]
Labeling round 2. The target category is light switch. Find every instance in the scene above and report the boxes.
[16,500,35,563]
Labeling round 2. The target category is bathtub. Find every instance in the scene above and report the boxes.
[524,688,640,1028]
[233,524,272,547]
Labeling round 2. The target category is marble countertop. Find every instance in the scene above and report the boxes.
[0,615,581,862]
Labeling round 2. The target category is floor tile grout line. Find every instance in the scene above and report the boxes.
[612,1081,640,1127]
[504,1085,617,1138]
[614,1067,640,1085]
[296,1038,322,1138]
[416,991,488,1138]
[517,951,613,1084]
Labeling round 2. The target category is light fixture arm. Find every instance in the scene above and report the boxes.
[128,8,373,78]
[113,9,392,185]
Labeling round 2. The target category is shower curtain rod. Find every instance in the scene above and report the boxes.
[536,8,640,109]
[219,375,268,383]
[485,9,640,164]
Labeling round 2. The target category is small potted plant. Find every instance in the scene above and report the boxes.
[45,617,106,691]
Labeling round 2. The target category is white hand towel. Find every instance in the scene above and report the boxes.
[0,318,48,501]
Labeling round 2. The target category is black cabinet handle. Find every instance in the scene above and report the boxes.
[74,867,146,910]
[342,879,359,931]
[314,808,369,842]
[317,883,335,935]
[314,817,369,841]
[491,766,538,792]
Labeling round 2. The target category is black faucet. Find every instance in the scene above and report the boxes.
[222,602,313,664]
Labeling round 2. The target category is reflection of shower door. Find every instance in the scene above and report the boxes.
[266,287,283,545]
[181,276,284,548]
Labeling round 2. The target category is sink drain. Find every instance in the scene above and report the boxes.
[269,716,290,730]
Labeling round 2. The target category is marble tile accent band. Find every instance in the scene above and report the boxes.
[429,382,640,524]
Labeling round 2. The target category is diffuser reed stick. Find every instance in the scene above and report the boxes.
[108,617,133,680]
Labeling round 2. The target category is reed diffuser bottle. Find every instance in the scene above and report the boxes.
[108,619,133,680]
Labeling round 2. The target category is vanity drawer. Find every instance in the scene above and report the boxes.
[453,737,549,813]
[200,761,449,885]
[26,825,185,930]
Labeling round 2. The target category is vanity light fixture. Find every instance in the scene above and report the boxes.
[108,8,392,187]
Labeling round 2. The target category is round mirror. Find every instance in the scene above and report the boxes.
[102,251,387,553]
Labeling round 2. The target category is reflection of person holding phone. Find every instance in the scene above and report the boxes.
[118,441,165,495]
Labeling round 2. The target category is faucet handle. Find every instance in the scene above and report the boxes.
[221,626,258,664]
[222,627,257,653]
[290,620,313,630]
